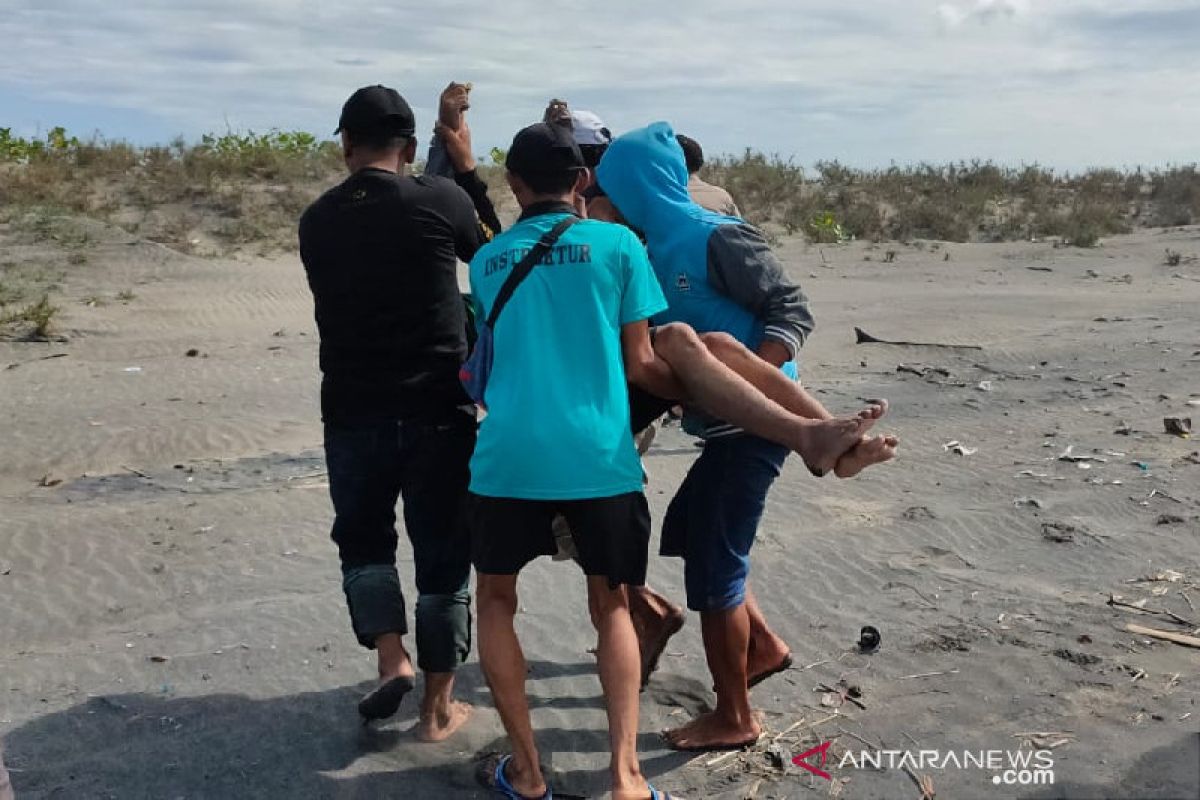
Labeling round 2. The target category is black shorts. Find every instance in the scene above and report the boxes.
[628,385,674,434]
[469,491,651,587]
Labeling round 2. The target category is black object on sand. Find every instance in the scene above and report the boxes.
[858,625,881,653]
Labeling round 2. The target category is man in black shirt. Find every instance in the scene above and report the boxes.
[298,85,496,742]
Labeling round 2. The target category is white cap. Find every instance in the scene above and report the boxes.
[570,110,612,146]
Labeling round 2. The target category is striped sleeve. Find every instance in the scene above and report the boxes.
[706,223,814,357]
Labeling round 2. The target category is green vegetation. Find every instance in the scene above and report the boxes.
[805,211,851,244]
[0,126,81,162]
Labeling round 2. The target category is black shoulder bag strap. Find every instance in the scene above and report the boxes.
[485,215,579,329]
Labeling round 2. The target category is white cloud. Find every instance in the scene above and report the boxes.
[938,0,1030,28]
[0,0,1198,168]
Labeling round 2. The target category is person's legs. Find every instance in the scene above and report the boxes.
[663,435,788,750]
[564,492,653,797]
[649,323,884,475]
[698,331,833,420]
[470,494,559,796]
[398,414,477,741]
[622,394,691,685]
[675,601,759,745]
[587,577,651,799]
[744,588,792,684]
[477,573,547,798]
[325,421,415,715]
[628,584,686,686]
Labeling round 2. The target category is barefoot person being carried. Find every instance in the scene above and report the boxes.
[514,101,895,689]
[299,85,498,741]
[598,122,898,751]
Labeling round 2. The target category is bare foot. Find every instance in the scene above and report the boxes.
[631,595,685,687]
[796,414,878,477]
[415,700,472,743]
[856,398,889,422]
[746,630,791,685]
[438,82,471,131]
[834,434,899,478]
[664,711,762,752]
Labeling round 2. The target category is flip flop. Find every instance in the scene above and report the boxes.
[640,613,686,689]
[748,653,794,688]
[648,784,678,799]
[357,674,415,721]
[478,754,552,800]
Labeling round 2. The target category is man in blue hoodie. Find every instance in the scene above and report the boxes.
[597,123,897,751]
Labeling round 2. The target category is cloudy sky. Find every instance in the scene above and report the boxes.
[1,0,1197,169]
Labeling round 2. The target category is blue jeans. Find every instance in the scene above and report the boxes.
[324,413,476,672]
[661,435,789,612]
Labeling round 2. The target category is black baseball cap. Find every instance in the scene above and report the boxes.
[334,85,416,136]
[505,122,585,178]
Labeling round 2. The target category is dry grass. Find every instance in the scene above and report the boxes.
[1,129,342,256]
[704,156,1199,245]
[2,128,1198,255]
[0,294,59,340]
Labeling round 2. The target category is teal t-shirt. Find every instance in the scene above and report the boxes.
[468,210,667,500]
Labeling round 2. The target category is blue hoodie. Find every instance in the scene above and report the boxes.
[597,122,814,436]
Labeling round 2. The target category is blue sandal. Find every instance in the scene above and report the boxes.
[649,785,676,800]
[484,754,552,800]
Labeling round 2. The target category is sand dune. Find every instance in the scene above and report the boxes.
[2,224,1199,798]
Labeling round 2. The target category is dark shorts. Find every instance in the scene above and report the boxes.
[661,434,789,612]
[470,491,652,587]
[629,385,675,434]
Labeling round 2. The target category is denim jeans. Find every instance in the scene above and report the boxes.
[324,413,476,672]
[661,434,789,612]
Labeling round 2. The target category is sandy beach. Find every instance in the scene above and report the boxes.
[2,218,1199,799]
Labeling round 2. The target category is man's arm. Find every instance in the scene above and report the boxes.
[621,320,685,400]
[706,223,814,364]
[454,167,502,241]
[617,229,679,397]
[437,119,503,243]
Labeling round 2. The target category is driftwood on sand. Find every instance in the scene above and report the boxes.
[1125,623,1200,649]
[855,327,983,350]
